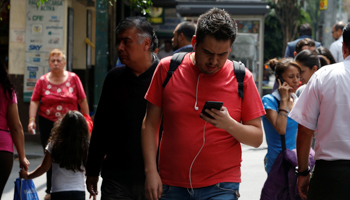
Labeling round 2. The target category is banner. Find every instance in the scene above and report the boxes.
[23,0,65,102]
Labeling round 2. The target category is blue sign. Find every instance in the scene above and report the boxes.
[29,45,42,51]
[29,71,36,79]
[32,58,40,62]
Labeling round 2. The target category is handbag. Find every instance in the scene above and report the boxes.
[14,178,39,200]
[260,135,315,200]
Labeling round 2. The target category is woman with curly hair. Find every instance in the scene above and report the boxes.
[20,111,90,200]
[0,62,30,198]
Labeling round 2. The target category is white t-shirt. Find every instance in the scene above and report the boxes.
[289,56,350,161]
[46,142,85,193]
[329,35,343,62]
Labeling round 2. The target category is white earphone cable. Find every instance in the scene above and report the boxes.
[194,74,200,111]
[188,121,207,195]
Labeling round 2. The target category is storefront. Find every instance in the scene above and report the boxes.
[153,0,269,95]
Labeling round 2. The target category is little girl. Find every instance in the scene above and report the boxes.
[20,111,90,200]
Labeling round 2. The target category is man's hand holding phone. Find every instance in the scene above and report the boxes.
[200,101,223,119]
[200,101,237,130]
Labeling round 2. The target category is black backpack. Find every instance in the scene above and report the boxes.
[162,52,246,98]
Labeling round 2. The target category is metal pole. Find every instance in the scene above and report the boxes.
[94,0,108,113]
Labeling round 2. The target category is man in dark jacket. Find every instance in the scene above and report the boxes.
[284,23,321,58]
[85,16,159,200]
[172,22,196,53]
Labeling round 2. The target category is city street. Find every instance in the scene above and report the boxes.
[2,137,268,200]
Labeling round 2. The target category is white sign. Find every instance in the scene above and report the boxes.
[23,0,65,102]
[10,29,26,43]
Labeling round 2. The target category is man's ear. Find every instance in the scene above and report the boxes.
[143,37,151,51]
[293,51,297,57]
[342,41,348,58]
[180,32,187,41]
[312,65,318,72]
[191,36,197,50]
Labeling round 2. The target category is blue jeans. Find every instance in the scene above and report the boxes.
[160,182,240,200]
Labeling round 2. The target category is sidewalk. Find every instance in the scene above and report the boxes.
[3,132,268,200]
[2,140,46,200]
[2,138,102,200]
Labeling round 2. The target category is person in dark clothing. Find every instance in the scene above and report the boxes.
[284,23,321,58]
[172,21,196,53]
[85,16,159,200]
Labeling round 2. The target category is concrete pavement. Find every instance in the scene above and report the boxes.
[2,140,102,200]
[2,136,268,200]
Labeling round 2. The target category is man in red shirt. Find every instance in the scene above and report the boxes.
[142,8,265,200]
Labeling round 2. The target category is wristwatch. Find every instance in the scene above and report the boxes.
[295,166,310,176]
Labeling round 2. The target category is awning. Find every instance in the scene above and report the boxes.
[176,2,270,16]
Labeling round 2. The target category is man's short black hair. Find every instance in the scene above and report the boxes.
[343,23,350,53]
[115,16,158,52]
[176,22,196,43]
[298,23,312,36]
[195,8,237,46]
[295,38,316,54]
[164,39,172,45]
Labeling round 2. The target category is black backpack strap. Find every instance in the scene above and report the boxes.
[233,61,245,98]
[162,52,187,88]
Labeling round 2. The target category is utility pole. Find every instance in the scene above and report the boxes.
[320,0,337,48]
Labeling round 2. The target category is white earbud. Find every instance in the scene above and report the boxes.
[194,105,199,111]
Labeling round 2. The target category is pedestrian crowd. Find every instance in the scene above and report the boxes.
[1,7,350,200]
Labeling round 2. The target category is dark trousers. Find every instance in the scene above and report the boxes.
[308,160,350,199]
[101,178,146,200]
[0,151,13,199]
[39,116,54,194]
[51,191,85,200]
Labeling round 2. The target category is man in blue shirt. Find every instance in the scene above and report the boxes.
[284,23,321,58]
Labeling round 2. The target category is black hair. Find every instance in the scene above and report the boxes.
[267,58,301,78]
[176,22,196,43]
[298,23,312,36]
[342,23,350,54]
[318,55,330,67]
[295,38,316,54]
[0,61,15,100]
[163,39,172,45]
[196,8,237,46]
[295,50,320,70]
[115,16,158,52]
[49,111,89,172]
[315,47,336,64]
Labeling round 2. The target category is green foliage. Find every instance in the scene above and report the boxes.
[36,0,48,7]
[129,0,153,15]
[264,0,314,60]
[264,12,283,61]
[299,8,311,27]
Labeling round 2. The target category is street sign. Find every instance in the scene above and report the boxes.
[320,0,328,10]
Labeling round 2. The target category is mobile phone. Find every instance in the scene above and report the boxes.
[277,76,284,84]
[201,101,223,119]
